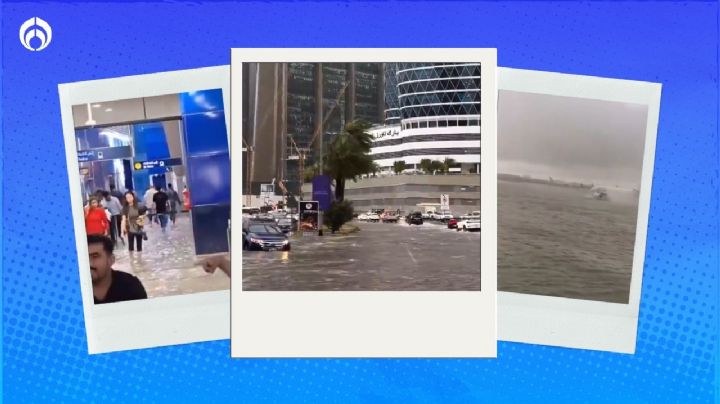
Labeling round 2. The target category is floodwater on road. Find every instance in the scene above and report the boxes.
[113,213,229,299]
[242,220,481,291]
[498,180,638,303]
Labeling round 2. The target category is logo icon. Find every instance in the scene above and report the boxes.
[305,203,312,209]
[19,17,52,51]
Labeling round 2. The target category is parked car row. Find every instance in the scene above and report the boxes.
[357,210,400,223]
[413,210,481,232]
[460,211,481,221]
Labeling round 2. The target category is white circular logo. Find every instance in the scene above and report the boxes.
[305,203,312,209]
[19,17,52,51]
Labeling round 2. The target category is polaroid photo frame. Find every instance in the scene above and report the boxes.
[59,66,231,354]
[497,68,661,353]
[231,49,497,357]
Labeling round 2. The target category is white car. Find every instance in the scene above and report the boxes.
[422,211,434,219]
[366,213,380,222]
[432,211,453,221]
[461,211,481,220]
[456,218,481,232]
[358,213,369,221]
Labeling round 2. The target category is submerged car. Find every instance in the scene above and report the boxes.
[366,212,380,222]
[447,218,458,229]
[276,218,294,233]
[456,219,480,232]
[406,212,424,225]
[381,212,398,223]
[243,223,291,251]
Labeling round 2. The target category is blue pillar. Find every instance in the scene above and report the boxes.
[180,89,230,255]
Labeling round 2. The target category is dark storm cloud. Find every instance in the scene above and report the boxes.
[498,90,648,188]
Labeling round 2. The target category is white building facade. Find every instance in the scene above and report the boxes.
[371,63,481,174]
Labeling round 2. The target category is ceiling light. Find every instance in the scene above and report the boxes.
[85,103,96,126]
[92,104,102,108]
[105,108,113,112]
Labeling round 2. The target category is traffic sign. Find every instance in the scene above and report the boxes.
[440,194,450,211]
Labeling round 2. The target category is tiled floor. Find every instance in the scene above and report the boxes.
[113,213,229,299]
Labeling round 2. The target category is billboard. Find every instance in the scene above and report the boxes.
[299,201,319,232]
[312,175,332,211]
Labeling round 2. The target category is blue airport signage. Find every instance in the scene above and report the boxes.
[312,175,333,211]
[77,146,133,162]
[133,157,183,170]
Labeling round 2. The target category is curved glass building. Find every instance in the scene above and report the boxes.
[373,63,481,173]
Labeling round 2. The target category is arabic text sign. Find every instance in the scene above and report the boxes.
[77,146,133,162]
[133,157,183,170]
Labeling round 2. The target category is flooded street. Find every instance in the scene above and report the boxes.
[499,180,638,303]
[113,213,230,298]
[242,220,481,291]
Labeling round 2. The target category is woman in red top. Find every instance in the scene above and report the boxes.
[85,197,109,236]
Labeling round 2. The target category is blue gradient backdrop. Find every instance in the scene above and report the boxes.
[1,2,718,403]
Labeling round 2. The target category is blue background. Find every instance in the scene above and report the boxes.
[1,1,718,403]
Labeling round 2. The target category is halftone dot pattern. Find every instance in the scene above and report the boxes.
[2,2,718,403]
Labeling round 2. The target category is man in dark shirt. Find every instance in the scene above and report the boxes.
[152,185,170,233]
[88,234,147,304]
[166,183,182,225]
[109,183,124,202]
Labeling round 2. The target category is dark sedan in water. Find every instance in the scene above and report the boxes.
[406,212,424,225]
[242,223,291,251]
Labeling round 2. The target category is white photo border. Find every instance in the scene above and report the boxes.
[497,67,662,354]
[231,49,497,357]
[59,66,231,354]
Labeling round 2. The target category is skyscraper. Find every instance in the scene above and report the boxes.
[372,62,482,173]
[243,62,385,196]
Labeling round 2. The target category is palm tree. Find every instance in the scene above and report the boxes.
[323,120,376,202]
[442,157,457,174]
[429,160,444,175]
[393,160,407,175]
[303,164,318,183]
[419,159,433,174]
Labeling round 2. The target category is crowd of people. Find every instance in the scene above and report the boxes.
[83,183,183,253]
[84,183,231,304]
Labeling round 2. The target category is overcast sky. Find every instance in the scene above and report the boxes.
[498,90,649,189]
